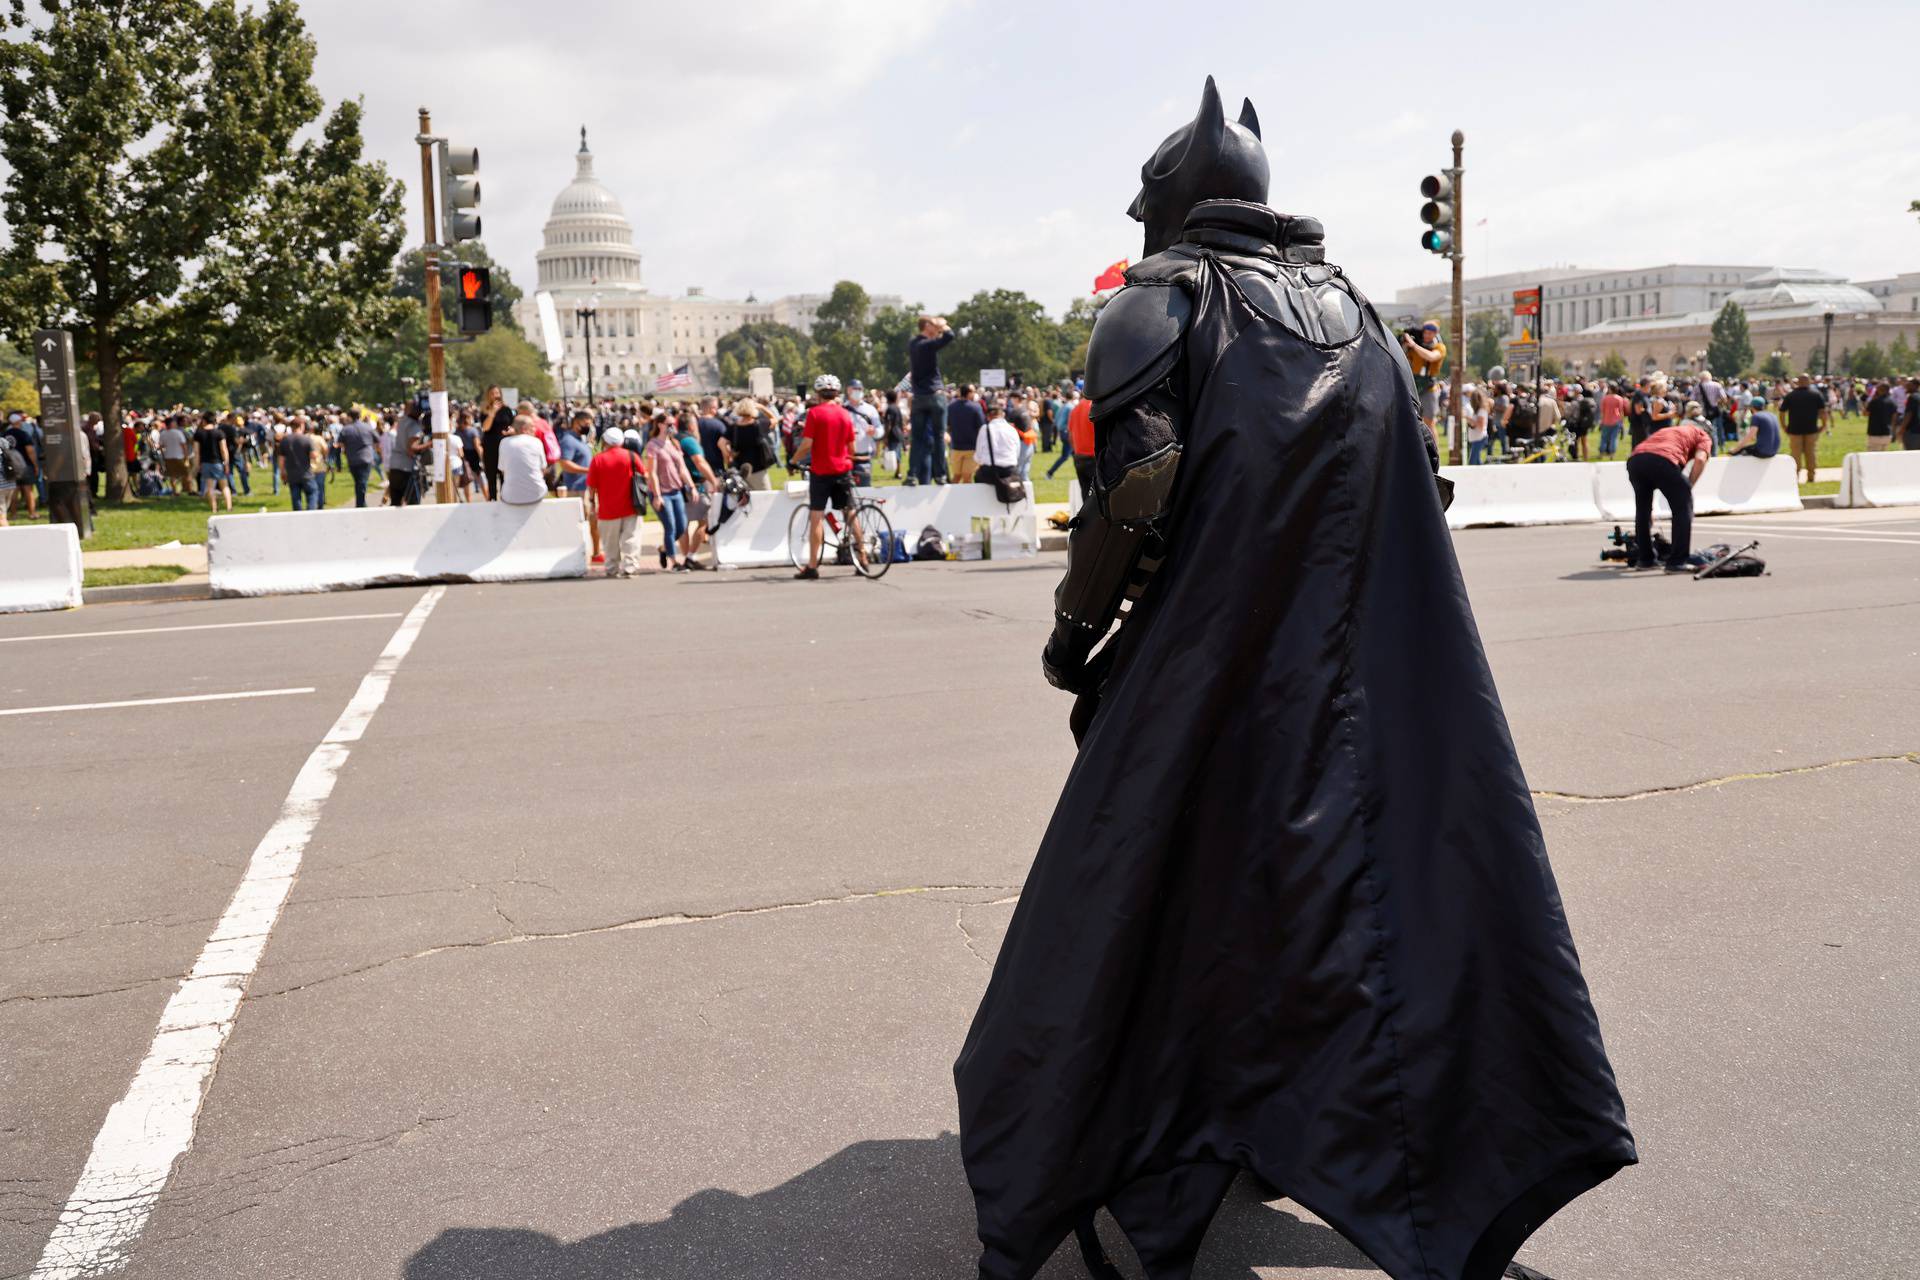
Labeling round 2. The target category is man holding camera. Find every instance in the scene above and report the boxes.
[907,314,955,486]
[1401,320,1446,437]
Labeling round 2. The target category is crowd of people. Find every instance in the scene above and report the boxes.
[1438,371,1920,480]
[0,315,1105,576]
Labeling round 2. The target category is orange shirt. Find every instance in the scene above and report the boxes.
[1067,398,1096,457]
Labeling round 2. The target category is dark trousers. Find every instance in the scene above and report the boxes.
[910,393,948,484]
[390,467,420,507]
[349,462,372,508]
[1627,452,1692,567]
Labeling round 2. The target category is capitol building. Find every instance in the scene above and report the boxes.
[524,130,899,397]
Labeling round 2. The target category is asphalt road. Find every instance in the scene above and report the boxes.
[3,507,1917,1280]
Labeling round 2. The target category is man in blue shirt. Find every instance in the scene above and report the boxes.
[945,384,986,483]
[1733,396,1780,459]
[907,315,955,485]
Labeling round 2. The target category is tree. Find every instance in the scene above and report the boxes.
[233,361,311,408]
[715,322,812,392]
[1889,332,1914,375]
[946,289,1066,386]
[450,328,554,401]
[1848,341,1889,380]
[1058,297,1100,378]
[810,280,873,387]
[865,305,922,387]
[1706,301,1753,378]
[1598,351,1628,380]
[0,0,405,500]
[0,374,34,416]
[1759,350,1793,380]
[1539,355,1564,380]
[1466,310,1506,378]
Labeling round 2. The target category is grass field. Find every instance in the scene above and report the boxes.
[82,565,191,588]
[8,415,1892,552]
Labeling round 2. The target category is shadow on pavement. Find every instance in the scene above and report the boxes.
[402,1133,1375,1279]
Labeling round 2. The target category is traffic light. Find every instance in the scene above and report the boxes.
[456,265,493,335]
[438,143,481,243]
[1419,172,1453,256]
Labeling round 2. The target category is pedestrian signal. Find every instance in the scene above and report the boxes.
[457,266,492,335]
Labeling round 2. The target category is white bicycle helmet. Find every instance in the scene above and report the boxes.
[812,373,842,395]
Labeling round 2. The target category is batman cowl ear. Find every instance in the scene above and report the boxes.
[1238,98,1261,139]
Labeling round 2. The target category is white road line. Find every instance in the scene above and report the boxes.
[1696,527,1920,546]
[0,612,402,645]
[0,688,315,718]
[29,585,445,1280]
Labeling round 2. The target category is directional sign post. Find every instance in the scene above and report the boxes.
[33,329,91,536]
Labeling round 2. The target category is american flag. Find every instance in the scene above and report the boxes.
[655,363,692,392]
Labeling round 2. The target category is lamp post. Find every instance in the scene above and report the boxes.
[1821,304,1835,378]
[576,293,600,407]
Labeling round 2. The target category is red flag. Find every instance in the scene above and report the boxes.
[1093,258,1129,292]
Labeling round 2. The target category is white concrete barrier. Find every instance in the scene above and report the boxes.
[1594,455,1801,521]
[711,489,805,567]
[0,525,84,614]
[711,482,1040,568]
[1838,450,1920,508]
[207,499,589,597]
[1439,463,1602,529]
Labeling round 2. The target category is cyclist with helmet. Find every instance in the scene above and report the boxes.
[788,374,868,579]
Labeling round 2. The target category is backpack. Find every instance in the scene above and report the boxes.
[914,524,947,561]
[0,437,24,484]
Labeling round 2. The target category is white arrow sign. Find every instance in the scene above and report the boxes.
[39,337,55,352]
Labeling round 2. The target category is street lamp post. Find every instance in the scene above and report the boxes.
[576,294,600,407]
[1821,305,1836,378]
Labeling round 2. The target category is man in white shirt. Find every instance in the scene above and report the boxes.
[843,380,883,486]
[497,417,549,505]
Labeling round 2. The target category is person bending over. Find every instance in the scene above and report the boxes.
[1627,418,1713,572]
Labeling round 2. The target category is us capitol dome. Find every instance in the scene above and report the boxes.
[524,128,899,397]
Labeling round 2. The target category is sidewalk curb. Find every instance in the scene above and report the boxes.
[83,576,212,606]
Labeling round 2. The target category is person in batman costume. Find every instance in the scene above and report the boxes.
[953,79,1636,1280]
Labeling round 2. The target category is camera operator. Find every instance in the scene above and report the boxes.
[1400,321,1445,438]
[1626,417,1713,573]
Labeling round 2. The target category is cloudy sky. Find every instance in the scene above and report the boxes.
[301,0,1915,315]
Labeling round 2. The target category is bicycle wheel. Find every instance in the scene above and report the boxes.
[850,500,893,580]
[788,502,842,570]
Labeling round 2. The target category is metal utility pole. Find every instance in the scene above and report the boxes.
[1447,130,1465,467]
[415,108,453,504]
[577,299,600,405]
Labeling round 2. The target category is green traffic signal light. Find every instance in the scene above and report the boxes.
[1421,229,1452,254]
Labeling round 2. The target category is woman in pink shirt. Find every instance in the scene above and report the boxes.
[643,416,694,571]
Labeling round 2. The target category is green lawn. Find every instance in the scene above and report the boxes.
[12,466,375,550]
[82,564,191,588]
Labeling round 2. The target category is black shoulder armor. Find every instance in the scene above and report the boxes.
[1083,282,1192,415]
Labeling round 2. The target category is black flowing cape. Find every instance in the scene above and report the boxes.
[954,258,1636,1280]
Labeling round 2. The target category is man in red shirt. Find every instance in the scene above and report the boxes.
[585,426,649,577]
[1627,420,1713,572]
[788,373,865,579]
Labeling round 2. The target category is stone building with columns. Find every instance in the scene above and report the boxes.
[1542,268,1920,380]
[1394,262,1920,380]
[523,130,898,397]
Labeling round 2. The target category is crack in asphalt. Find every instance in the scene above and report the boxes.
[249,884,1024,1001]
[0,878,568,1004]
[1533,751,1918,804]
[953,899,1018,967]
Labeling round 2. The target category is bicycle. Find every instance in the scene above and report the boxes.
[786,474,893,579]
